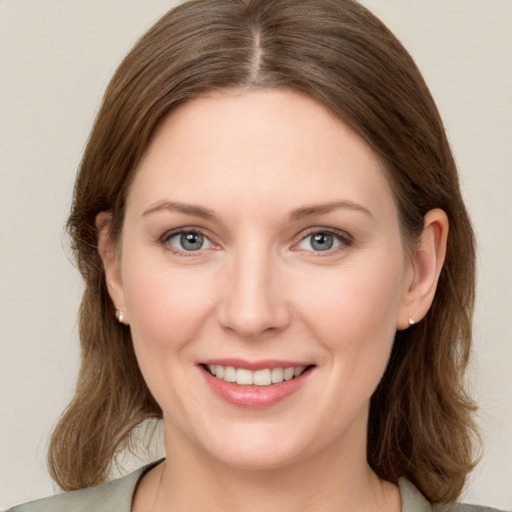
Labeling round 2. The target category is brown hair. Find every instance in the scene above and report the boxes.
[50,0,478,503]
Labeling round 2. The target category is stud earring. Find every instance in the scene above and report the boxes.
[115,308,125,324]
[408,313,415,326]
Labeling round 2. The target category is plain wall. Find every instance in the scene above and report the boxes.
[0,1,511,509]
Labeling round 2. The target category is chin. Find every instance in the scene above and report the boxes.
[210,440,310,472]
[186,416,342,473]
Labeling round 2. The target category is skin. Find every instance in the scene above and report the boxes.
[98,89,448,511]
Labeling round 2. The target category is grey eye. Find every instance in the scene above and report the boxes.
[310,232,334,251]
[168,231,212,251]
[181,232,204,250]
[297,231,345,252]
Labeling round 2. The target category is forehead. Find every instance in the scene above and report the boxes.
[127,89,396,220]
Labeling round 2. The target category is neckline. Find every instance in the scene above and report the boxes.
[130,460,431,512]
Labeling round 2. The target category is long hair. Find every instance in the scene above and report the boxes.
[50,0,478,503]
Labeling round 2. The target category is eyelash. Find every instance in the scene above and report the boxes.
[160,228,217,256]
[294,228,354,255]
[159,227,354,256]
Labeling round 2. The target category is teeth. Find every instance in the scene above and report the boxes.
[236,368,253,385]
[271,367,283,383]
[224,366,236,383]
[294,366,305,377]
[283,367,295,381]
[206,364,308,386]
[253,369,272,386]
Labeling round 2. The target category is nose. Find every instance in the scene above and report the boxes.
[217,243,291,339]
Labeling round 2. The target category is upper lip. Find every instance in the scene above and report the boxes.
[199,358,313,371]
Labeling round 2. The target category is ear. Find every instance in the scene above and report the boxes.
[397,208,449,330]
[96,211,129,324]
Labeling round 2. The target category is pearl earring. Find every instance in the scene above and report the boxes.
[115,308,125,324]
[408,313,415,326]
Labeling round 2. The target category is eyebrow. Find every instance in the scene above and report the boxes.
[141,199,372,221]
[289,200,373,221]
[142,201,217,220]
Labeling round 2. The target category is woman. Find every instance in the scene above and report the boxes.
[6,0,506,510]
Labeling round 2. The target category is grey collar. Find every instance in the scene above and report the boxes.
[399,478,432,512]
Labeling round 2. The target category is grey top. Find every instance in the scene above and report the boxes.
[6,462,507,512]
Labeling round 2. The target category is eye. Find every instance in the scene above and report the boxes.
[295,230,351,252]
[165,230,213,252]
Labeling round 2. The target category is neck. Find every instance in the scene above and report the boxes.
[137,420,400,512]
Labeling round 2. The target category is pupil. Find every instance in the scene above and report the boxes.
[181,232,203,251]
[312,233,333,251]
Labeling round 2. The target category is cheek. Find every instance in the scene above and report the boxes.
[297,257,404,356]
[121,254,216,359]
[120,257,219,415]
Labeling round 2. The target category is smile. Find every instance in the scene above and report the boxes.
[205,364,308,386]
[200,360,315,408]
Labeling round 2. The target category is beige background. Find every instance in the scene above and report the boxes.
[0,0,511,509]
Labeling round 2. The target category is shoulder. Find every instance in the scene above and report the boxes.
[434,504,508,512]
[433,504,509,512]
[5,461,161,512]
[399,479,509,512]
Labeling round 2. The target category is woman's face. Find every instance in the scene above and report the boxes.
[109,89,415,470]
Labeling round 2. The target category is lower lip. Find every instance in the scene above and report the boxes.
[200,366,312,409]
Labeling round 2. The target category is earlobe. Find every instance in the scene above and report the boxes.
[397,208,449,330]
[96,211,128,324]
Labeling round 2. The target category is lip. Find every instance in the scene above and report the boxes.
[198,359,314,409]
